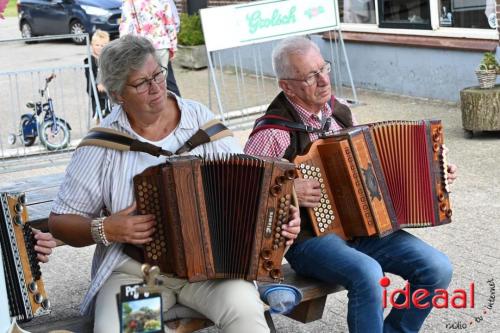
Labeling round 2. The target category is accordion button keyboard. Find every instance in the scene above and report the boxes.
[276,176,286,185]
[42,298,51,310]
[270,268,281,280]
[14,214,22,225]
[263,260,273,271]
[28,281,38,293]
[34,293,43,304]
[14,202,23,213]
[260,248,272,260]
[18,194,27,204]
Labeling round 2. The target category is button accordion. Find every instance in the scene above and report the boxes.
[294,120,452,239]
[133,154,296,282]
[0,192,51,321]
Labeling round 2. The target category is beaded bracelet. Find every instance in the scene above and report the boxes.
[91,217,111,246]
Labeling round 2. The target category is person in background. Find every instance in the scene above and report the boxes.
[0,0,8,20]
[245,36,458,333]
[165,0,182,96]
[84,30,110,120]
[119,0,181,96]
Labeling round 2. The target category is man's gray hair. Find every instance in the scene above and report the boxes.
[272,36,320,80]
[99,35,160,103]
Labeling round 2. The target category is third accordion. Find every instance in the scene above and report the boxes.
[294,120,452,239]
[133,154,296,282]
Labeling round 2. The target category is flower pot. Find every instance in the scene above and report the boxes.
[175,44,208,69]
[475,69,497,89]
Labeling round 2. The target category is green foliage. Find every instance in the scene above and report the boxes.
[478,52,499,71]
[178,13,205,46]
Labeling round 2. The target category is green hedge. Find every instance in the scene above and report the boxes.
[178,13,205,46]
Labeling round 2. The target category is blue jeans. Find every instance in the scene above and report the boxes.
[285,230,452,333]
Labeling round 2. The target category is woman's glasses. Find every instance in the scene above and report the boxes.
[127,67,167,94]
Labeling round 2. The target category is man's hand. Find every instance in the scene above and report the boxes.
[103,202,156,245]
[281,205,300,246]
[33,230,57,263]
[294,178,321,208]
[447,163,457,184]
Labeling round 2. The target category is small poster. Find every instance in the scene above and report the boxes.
[118,283,163,333]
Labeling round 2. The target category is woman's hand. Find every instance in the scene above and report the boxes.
[281,205,300,246]
[294,178,321,208]
[33,230,57,263]
[103,202,156,245]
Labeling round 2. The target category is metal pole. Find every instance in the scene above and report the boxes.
[207,51,225,121]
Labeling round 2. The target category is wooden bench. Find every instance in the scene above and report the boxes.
[1,173,343,332]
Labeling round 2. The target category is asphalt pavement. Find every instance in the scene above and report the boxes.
[1,16,500,333]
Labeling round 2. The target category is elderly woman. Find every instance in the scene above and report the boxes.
[48,35,300,333]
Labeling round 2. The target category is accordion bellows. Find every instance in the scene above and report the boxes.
[294,120,452,239]
[0,192,50,321]
[134,154,296,282]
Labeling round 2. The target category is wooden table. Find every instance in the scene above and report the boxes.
[460,85,500,138]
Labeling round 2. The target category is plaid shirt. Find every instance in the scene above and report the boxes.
[244,96,355,158]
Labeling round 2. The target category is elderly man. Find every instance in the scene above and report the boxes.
[245,36,457,333]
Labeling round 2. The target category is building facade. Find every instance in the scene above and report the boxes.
[177,0,500,102]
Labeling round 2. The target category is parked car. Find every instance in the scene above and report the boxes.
[17,0,122,45]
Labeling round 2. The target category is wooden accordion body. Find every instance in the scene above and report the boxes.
[294,120,452,239]
[133,154,296,283]
[0,192,50,321]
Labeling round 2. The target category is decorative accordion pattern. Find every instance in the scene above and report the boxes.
[294,120,452,239]
[0,192,50,322]
[133,154,296,282]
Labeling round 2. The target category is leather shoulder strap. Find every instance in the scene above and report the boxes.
[78,127,174,157]
[175,119,233,154]
[78,119,232,157]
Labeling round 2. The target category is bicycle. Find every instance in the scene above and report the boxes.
[8,74,72,151]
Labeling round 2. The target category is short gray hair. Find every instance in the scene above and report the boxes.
[272,36,320,80]
[98,35,159,103]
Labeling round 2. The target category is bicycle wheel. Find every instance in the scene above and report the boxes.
[39,119,71,151]
[20,115,36,147]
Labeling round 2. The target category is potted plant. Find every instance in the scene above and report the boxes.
[475,52,498,89]
[176,13,208,69]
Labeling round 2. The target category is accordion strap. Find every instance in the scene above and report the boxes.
[176,119,233,154]
[77,119,233,156]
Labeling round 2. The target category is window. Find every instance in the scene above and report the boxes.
[440,0,494,29]
[377,0,432,29]
[339,0,376,24]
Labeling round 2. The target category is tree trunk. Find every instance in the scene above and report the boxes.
[460,85,500,131]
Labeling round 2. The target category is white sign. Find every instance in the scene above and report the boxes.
[200,0,339,52]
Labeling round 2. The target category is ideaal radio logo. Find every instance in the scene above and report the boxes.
[380,277,496,330]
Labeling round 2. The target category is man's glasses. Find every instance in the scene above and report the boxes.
[127,67,167,94]
[284,62,331,86]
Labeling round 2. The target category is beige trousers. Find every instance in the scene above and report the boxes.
[93,258,269,333]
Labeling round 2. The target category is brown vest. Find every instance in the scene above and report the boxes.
[249,92,354,242]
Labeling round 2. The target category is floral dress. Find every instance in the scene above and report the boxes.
[120,0,177,51]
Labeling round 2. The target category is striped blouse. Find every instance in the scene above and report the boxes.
[51,95,242,315]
